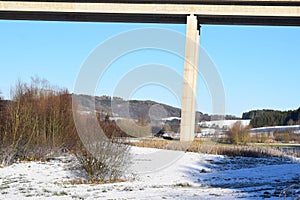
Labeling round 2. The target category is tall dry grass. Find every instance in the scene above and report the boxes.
[131,139,288,158]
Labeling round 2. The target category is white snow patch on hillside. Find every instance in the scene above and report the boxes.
[199,120,251,129]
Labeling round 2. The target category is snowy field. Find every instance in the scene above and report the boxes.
[0,146,300,199]
[198,120,251,129]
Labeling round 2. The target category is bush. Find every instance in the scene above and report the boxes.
[226,121,251,144]
[75,138,130,182]
[72,104,131,182]
[0,78,78,165]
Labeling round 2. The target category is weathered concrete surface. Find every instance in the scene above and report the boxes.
[180,15,199,142]
[0,1,300,25]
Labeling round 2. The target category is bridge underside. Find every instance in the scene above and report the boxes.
[1,11,300,26]
[2,0,300,6]
[1,0,300,26]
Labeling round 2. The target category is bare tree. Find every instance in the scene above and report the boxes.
[0,78,78,165]
[0,78,131,184]
[226,121,251,144]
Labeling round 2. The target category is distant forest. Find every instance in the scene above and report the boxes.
[242,108,300,128]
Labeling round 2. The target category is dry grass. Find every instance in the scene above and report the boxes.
[206,145,285,158]
[130,139,171,149]
[69,179,125,185]
[130,139,287,158]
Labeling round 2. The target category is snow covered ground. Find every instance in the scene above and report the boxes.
[0,147,300,199]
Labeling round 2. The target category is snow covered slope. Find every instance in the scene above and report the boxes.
[0,147,299,199]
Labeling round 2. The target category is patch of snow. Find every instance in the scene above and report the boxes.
[0,147,299,199]
[251,125,300,133]
[199,120,251,129]
[161,117,181,121]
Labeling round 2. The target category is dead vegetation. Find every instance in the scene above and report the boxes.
[0,78,77,165]
[0,78,131,183]
[130,139,289,158]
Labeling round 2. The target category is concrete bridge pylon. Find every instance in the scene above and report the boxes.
[180,14,200,142]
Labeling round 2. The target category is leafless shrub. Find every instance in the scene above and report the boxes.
[72,109,131,183]
[0,78,132,184]
[226,121,251,144]
[75,139,130,182]
[0,78,78,165]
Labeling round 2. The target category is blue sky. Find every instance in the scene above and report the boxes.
[0,20,300,117]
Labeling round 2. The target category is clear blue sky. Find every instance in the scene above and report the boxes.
[0,20,300,117]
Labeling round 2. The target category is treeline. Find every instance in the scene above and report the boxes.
[242,108,300,128]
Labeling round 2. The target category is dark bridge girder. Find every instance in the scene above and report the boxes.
[1,11,300,26]
[2,0,300,6]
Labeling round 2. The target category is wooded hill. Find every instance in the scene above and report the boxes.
[74,94,239,122]
[242,108,300,128]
